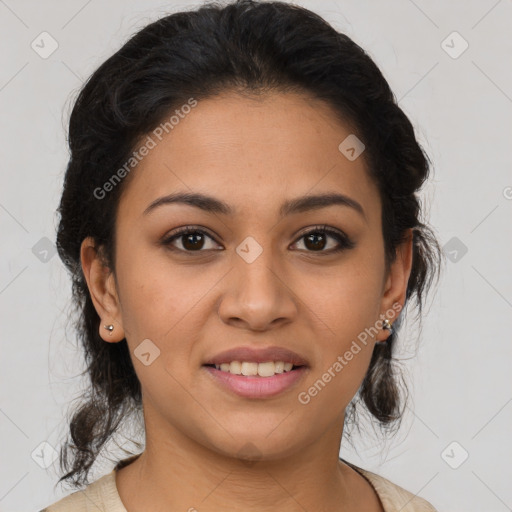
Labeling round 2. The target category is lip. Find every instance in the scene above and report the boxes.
[203,365,309,399]
[203,345,309,366]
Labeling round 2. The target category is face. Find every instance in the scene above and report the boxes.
[82,90,411,462]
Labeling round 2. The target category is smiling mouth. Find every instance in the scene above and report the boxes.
[203,361,306,378]
[202,362,308,399]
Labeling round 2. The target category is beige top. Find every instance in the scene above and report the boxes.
[40,457,438,512]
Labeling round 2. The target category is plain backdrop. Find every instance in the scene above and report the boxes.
[1,0,511,511]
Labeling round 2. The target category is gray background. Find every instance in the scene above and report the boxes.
[1,0,511,510]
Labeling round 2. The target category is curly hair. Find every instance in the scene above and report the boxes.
[55,0,443,489]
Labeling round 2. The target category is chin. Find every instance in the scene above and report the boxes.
[202,427,305,464]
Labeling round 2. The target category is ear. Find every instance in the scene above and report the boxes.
[375,228,414,342]
[80,236,125,343]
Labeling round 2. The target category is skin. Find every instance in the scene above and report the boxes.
[81,90,413,512]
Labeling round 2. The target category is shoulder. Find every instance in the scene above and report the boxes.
[355,466,438,512]
[38,470,126,512]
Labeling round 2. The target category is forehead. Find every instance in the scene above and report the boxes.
[118,91,379,220]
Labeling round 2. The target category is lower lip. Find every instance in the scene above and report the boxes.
[203,366,308,399]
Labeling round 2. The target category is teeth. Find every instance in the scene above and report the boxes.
[257,362,275,377]
[241,362,258,376]
[213,361,297,377]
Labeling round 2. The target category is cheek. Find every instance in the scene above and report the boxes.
[115,242,200,338]
[114,245,219,390]
[296,291,378,418]
[304,254,385,341]
[114,256,205,411]
[293,254,384,409]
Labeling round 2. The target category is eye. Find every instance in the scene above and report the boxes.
[161,224,355,255]
[161,226,222,253]
[291,225,355,254]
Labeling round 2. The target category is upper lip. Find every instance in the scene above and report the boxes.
[203,346,309,366]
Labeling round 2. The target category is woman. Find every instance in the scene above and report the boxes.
[41,0,442,510]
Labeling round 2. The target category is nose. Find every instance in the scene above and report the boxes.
[217,247,298,332]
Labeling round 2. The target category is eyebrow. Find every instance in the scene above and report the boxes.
[142,191,366,221]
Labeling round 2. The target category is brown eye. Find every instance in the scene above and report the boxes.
[292,226,355,254]
[161,225,355,255]
[181,232,206,250]
[304,232,328,251]
[162,227,222,253]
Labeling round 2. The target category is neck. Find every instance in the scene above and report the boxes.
[115,411,361,511]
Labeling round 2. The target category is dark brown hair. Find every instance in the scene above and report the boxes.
[55,0,443,489]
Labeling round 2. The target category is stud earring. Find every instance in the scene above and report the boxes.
[382,318,394,336]
[104,324,114,336]
[375,318,394,345]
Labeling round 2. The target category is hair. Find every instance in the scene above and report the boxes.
[55,0,443,489]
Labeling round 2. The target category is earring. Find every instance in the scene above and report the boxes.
[382,318,393,334]
[104,324,114,336]
[375,318,393,345]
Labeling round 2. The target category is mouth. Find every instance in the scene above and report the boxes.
[201,345,310,399]
[203,345,309,369]
[202,364,308,399]
[202,361,306,377]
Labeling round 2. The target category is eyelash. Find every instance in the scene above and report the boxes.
[161,224,355,255]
